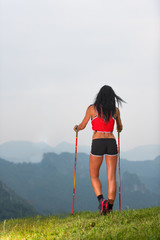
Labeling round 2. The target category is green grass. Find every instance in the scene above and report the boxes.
[0,207,160,240]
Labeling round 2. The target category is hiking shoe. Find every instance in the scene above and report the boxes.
[98,199,109,215]
[108,206,113,213]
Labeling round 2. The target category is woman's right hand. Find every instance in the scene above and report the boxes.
[117,127,122,133]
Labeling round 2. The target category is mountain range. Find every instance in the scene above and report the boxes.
[0,153,159,217]
[0,180,37,220]
[0,141,160,163]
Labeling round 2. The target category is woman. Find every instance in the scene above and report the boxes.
[73,85,125,215]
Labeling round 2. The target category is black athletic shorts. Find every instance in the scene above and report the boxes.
[91,138,118,156]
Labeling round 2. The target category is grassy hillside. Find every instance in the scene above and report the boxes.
[0,207,159,240]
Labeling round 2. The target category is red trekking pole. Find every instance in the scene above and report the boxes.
[118,132,121,211]
[72,129,78,214]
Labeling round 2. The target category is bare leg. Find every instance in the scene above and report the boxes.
[89,154,103,197]
[105,155,118,204]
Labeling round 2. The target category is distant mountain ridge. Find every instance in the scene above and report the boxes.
[121,144,160,161]
[0,141,90,163]
[0,141,160,162]
[0,141,53,163]
[0,154,159,215]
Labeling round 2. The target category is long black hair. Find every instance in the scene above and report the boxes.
[94,85,125,122]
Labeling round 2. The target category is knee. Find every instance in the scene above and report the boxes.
[90,170,99,179]
[90,175,99,181]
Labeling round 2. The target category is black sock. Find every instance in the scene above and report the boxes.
[97,194,104,203]
[108,203,113,210]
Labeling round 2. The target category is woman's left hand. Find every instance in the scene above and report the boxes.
[73,125,79,132]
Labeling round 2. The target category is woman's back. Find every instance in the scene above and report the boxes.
[89,105,120,140]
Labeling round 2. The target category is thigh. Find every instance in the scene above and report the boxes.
[105,155,118,180]
[89,154,103,177]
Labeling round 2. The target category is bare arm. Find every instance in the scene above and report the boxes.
[73,106,92,132]
[115,108,123,132]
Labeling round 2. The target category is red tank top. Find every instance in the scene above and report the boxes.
[91,111,115,132]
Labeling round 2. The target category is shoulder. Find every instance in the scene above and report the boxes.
[86,104,96,116]
[87,104,95,112]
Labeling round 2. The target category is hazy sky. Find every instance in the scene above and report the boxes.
[0,0,160,151]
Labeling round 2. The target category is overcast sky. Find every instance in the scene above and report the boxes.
[0,0,160,151]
